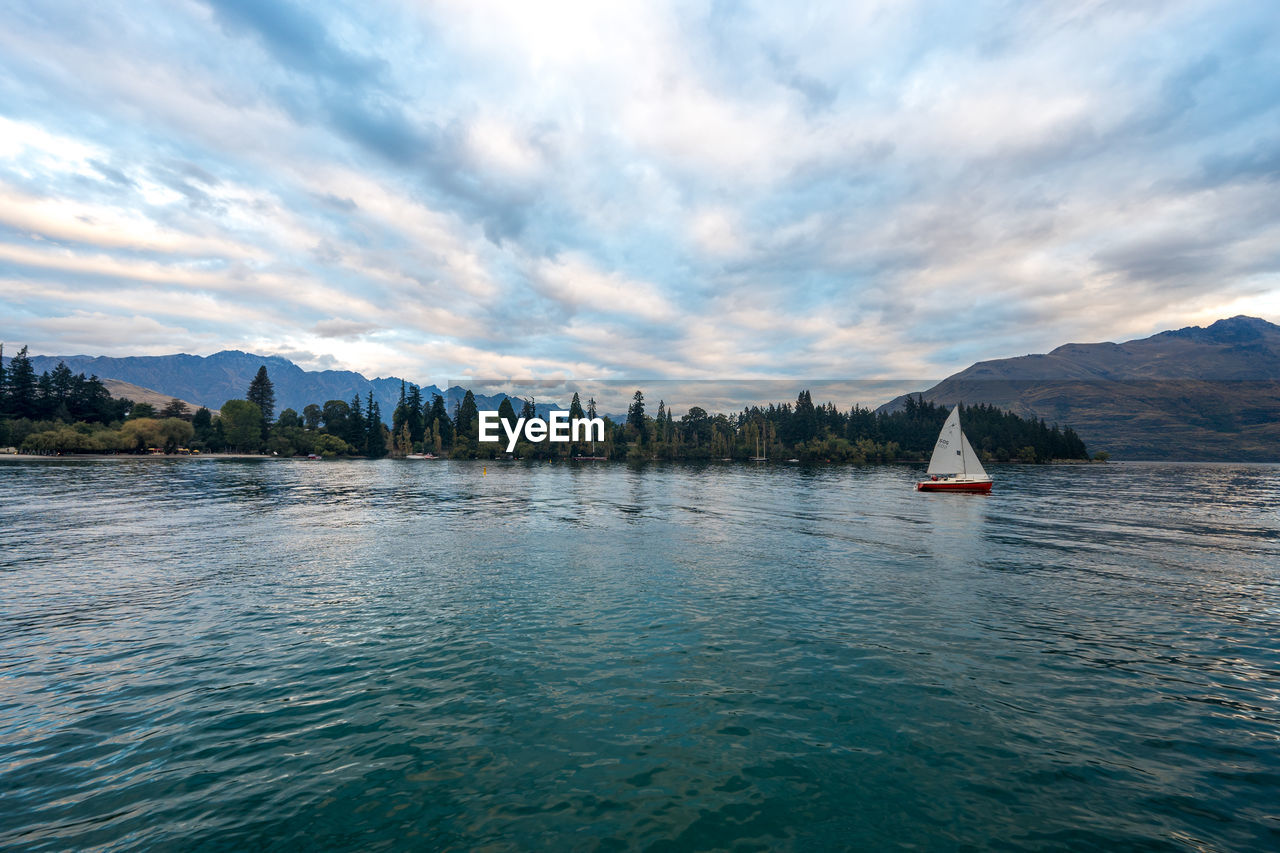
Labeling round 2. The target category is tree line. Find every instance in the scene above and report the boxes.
[2,348,1088,462]
[609,389,1088,463]
[0,345,137,452]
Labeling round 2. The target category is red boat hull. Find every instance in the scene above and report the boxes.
[916,480,992,493]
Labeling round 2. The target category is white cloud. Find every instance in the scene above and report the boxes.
[0,0,1275,386]
[0,183,261,258]
[23,310,210,351]
[689,207,745,258]
[311,319,380,339]
[528,252,679,325]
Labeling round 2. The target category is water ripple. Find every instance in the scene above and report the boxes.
[1,458,1278,851]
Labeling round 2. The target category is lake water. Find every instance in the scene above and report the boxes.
[1,459,1278,851]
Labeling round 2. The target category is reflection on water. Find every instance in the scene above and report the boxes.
[1,459,1278,851]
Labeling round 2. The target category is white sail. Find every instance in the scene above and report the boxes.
[926,408,964,475]
[926,406,989,480]
[959,426,989,480]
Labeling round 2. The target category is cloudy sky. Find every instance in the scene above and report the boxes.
[1,0,1277,385]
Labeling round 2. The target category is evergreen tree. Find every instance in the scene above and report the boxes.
[47,362,75,419]
[627,390,648,443]
[246,366,275,437]
[192,407,214,447]
[35,371,55,420]
[497,397,518,432]
[392,381,410,440]
[429,394,453,448]
[347,393,365,447]
[587,397,597,419]
[406,384,424,444]
[569,392,584,420]
[6,346,37,420]
[520,396,536,421]
[160,398,190,420]
[793,390,817,443]
[302,404,322,430]
[455,390,479,439]
[366,393,387,457]
[74,375,119,423]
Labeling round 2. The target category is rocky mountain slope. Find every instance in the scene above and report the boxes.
[881,316,1280,460]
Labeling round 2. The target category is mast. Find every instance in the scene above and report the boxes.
[927,405,990,480]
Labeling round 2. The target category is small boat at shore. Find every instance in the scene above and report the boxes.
[917,406,992,493]
[405,453,439,460]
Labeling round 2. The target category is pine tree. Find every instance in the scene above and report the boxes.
[455,390,479,439]
[347,393,365,447]
[246,366,275,437]
[406,384,424,444]
[428,394,453,448]
[6,346,37,420]
[160,398,190,420]
[71,374,117,423]
[35,371,55,420]
[192,407,213,446]
[365,393,387,457]
[392,381,410,440]
[793,390,817,443]
[567,393,586,452]
[49,362,75,418]
[498,397,518,433]
[627,390,648,443]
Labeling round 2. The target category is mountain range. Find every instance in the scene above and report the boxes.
[8,315,1278,459]
[16,350,541,424]
[882,316,1280,460]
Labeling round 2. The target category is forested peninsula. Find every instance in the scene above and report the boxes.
[1,347,1090,463]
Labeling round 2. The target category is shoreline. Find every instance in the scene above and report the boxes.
[2,454,1274,465]
[0,452,273,461]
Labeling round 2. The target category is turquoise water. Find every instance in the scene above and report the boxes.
[1,459,1278,851]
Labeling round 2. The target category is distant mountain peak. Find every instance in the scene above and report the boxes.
[17,350,556,425]
[878,315,1280,460]
[1159,314,1278,344]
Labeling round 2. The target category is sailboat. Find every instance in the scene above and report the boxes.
[917,406,992,493]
